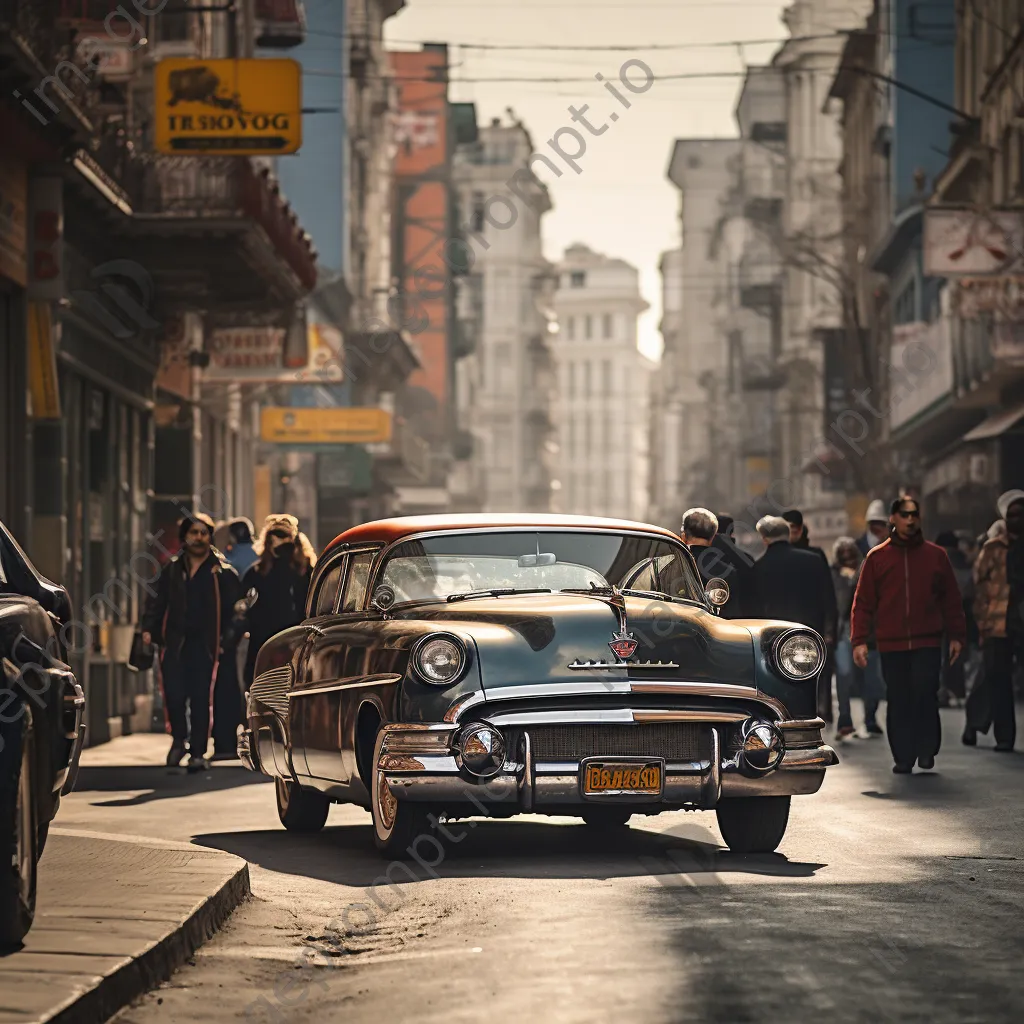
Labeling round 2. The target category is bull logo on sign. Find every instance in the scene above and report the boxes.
[167,66,246,114]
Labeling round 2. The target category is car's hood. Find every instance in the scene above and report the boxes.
[398,592,756,693]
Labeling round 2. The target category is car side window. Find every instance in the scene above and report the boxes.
[341,552,374,612]
[313,560,346,616]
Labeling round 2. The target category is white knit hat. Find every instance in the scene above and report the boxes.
[865,499,887,523]
[996,489,1024,520]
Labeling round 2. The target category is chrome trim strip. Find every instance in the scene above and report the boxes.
[632,710,748,724]
[629,681,789,719]
[569,659,680,670]
[779,718,827,731]
[702,727,722,807]
[520,731,533,812]
[486,708,635,726]
[289,673,402,699]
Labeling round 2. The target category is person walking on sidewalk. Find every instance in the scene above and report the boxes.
[850,496,966,774]
[141,513,241,772]
[965,490,1024,752]
[240,515,316,691]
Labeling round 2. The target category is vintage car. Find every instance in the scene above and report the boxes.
[0,520,85,946]
[239,514,838,856]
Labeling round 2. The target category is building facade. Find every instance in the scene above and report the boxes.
[552,244,651,521]
[0,0,317,744]
[450,113,557,513]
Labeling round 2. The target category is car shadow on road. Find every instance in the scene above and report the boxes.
[73,764,271,807]
[192,818,826,886]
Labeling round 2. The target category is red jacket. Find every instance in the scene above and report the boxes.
[850,536,967,652]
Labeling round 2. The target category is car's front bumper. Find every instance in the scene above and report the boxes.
[375,716,838,813]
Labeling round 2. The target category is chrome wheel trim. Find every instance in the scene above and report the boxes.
[275,776,290,813]
[371,730,398,840]
[16,738,32,904]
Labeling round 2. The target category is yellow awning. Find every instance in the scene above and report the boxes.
[27,301,61,419]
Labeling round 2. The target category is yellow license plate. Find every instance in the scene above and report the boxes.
[583,761,662,795]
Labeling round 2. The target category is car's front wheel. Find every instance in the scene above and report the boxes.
[715,796,790,854]
[371,728,433,857]
[275,777,330,833]
[0,709,38,948]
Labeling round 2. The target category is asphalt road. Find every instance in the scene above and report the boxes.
[60,713,1024,1024]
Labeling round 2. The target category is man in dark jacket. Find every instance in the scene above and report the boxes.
[710,514,756,619]
[782,509,830,567]
[141,513,241,771]
[752,515,837,638]
[850,496,966,774]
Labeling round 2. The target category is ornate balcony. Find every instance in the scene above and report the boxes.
[119,156,317,315]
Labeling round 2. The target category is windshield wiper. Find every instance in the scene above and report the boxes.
[446,588,552,603]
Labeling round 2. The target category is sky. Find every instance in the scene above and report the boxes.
[383,0,792,360]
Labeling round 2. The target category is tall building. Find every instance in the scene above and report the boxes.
[665,140,741,511]
[450,113,557,513]
[552,244,652,521]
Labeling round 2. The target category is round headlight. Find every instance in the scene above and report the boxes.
[414,635,465,685]
[776,632,823,680]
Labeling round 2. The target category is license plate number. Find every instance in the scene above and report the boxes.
[582,761,662,795]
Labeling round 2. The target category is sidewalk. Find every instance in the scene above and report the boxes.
[0,743,251,1024]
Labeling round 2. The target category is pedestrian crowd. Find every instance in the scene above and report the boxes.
[682,489,1024,774]
[141,511,315,772]
[138,490,1023,777]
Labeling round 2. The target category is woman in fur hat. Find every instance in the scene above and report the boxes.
[240,515,317,690]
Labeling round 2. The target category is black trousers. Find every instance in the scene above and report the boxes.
[966,637,1017,748]
[161,638,216,757]
[879,647,943,767]
[212,646,241,755]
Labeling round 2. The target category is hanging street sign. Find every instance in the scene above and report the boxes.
[154,58,302,155]
[260,407,392,444]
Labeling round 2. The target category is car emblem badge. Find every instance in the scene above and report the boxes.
[608,629,638,661]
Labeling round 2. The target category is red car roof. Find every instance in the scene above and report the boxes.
[322,513,680,556]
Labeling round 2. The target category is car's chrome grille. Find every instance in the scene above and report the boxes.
[527,724,708,762]
[250,665,292,717]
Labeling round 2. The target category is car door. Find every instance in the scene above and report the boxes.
[290,553,346,781]
[295,548,380,784]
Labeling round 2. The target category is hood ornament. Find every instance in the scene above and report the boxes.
[608,628,639,661]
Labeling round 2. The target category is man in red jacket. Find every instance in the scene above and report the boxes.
[850,495,967,774]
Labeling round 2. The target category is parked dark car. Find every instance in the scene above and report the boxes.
[0,521,85,947]
[239,514,838,857]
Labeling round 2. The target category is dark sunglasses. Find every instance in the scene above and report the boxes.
[895,509,920,519]
[268,529,292,539]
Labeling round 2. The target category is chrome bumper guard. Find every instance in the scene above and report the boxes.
[377,717,838,811]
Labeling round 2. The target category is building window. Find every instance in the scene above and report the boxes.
[602,313,612,338]
[571,271,585,287]
[566,316,575,341]
[602,359,611,395]
[583,361,591,396]
[471,192,486,232]
[567,361,575,398]
[584,315,593,340]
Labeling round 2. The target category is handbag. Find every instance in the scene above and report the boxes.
[127,629,155,672]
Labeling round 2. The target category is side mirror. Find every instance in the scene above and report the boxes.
[704,577,730,608]
[372,584,396,612]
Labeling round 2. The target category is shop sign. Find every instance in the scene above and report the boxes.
[922,451,967,496]
[316,447,373,493]
[923,208,1024,276]
[888,317,954,432]
[261,407,392,444]
[154,58,302,155]
[953,276,1024,319]
[0,156,27,286]
[27,177,63,301]
[76,37,135,80]
[206,327,285,378]
[393,110,440,151]
[293,321,343,383]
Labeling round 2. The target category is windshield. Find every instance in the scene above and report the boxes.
[376,531,705,605]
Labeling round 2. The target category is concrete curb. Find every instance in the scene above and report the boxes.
[38,861,251,1024]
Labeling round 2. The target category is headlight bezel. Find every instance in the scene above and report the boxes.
[771,628,825,682]
[410,632,469,687]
